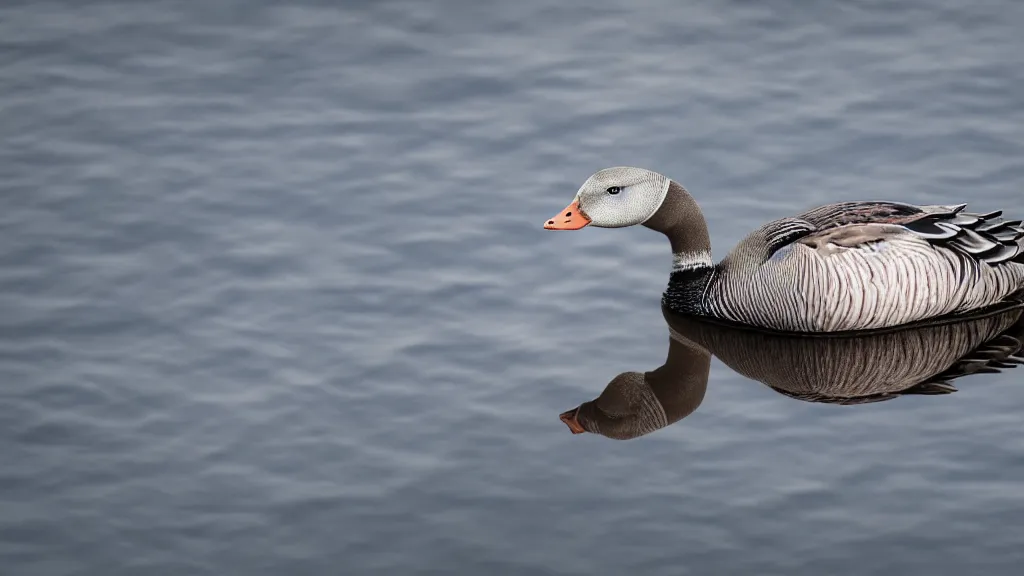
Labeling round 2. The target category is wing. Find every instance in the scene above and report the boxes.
[755,201,1024,266]
[798,207,1024,267]
[750,201,969,264]
[799,201,963,229]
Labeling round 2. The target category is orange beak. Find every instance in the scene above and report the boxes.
[559,408,586,434]
[544,200,590,230]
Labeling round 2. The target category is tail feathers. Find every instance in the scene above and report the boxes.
[900,380,959,395]
[918,203,968,217]
[978,219,1022,233]
[991,228,1024,243]
[906,209,1024,264]
[984,243,1020,265]
[938,329,1024,381]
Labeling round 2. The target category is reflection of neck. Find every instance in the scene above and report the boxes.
[643,181,713,272]
[644,333,711,426]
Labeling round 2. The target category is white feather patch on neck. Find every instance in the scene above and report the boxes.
[672,250,713,271]
[640,178,672,224]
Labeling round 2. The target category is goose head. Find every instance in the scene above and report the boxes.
[543,167,671,230]
[544,167,712,267]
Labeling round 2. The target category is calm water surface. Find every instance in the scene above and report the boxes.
[3,1,1024,574]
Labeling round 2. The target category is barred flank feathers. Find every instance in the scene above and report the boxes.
[667,202,1024,333]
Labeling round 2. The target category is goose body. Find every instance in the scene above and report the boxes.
[544,167,1024,333]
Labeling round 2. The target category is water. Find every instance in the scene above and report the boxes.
[2,1,1024,574]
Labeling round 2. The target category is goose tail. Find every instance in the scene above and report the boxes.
[932,310,1024,385]
[905,209,1024,266]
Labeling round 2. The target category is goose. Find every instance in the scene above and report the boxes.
[544,167,1024,332]
[561,302,1024,440]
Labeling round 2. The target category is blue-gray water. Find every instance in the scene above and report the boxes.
[2,1,1024,574]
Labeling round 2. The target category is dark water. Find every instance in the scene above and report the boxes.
[3,1,1024,574]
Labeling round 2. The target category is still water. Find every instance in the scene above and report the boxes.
[2,1,1024,574]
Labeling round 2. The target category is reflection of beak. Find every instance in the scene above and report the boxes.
[544,200,591,230]
[559,407,586,434]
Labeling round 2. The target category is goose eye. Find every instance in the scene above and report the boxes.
[606,186,621,194]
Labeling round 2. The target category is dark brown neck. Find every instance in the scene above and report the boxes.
[642,180,712,265]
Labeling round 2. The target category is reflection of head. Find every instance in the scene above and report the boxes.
[560,372,662,440]
[559,336,711,440]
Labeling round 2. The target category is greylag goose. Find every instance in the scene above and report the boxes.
[544,167,1024,332]
[561,302,1024,440]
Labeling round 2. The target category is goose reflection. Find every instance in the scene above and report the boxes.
[560,302,1024,440]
